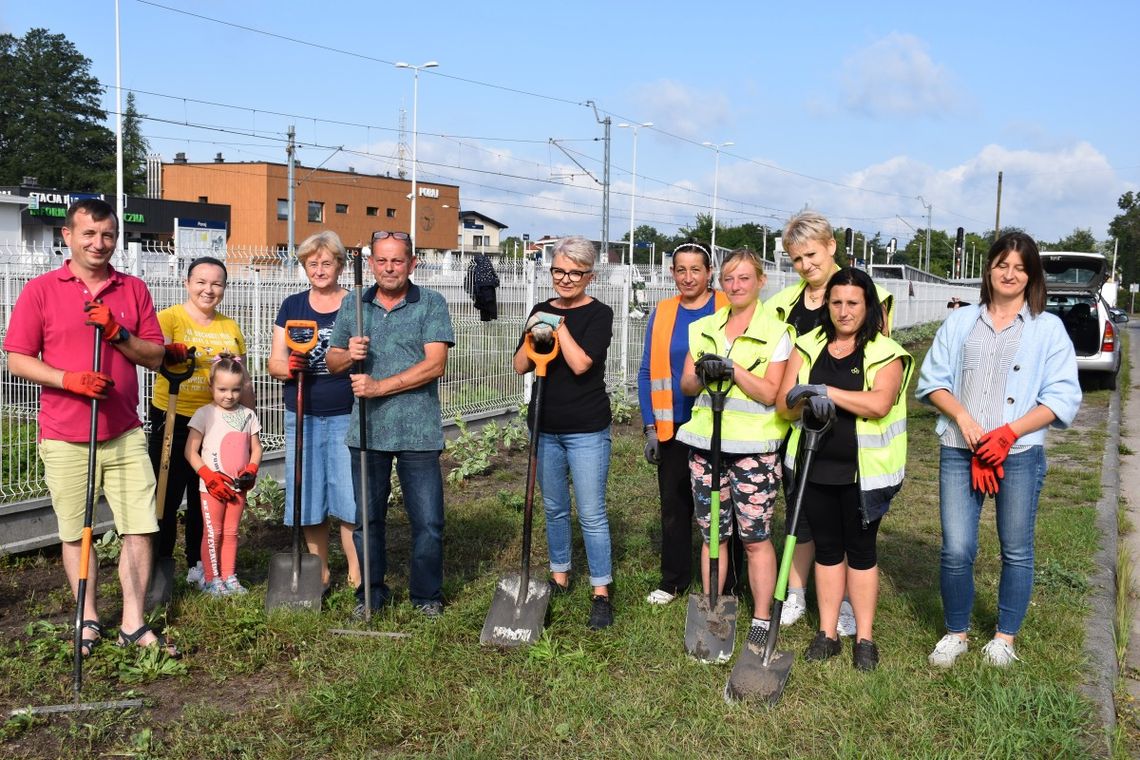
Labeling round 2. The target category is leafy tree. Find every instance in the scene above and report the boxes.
[1108,192,1140,290]
[499,235,524,257]
[123,91,150,196]
[1047,228,1099,253]
[0,28,115,190]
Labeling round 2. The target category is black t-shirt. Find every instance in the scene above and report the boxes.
[787,291,825,336]
[806,345,864,484]
[520,298,613,434]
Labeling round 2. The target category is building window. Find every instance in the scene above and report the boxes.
[198,196,209,203]
[386,208,397,218]
[366,206,378,217]
[308,201,324,223]
[335,203,348,214]
[277,199,289,220]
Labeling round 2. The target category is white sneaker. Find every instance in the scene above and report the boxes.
[186,561,205,590]
[928,634,969,668]
[645,589,676,605]
[981,638,1019,667]
[780,590,806,626]
[836,600,856,637]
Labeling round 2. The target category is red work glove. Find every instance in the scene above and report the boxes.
[83,301,124,342]
[164,342,189,363]
[970,455,1003,496]
[197,466,237,502]
[975,424,1017,467]
[234,463,259,491]
[62,370,114,398]
[287,351,309,378]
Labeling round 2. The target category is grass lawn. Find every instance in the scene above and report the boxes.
[0,332,1116,758]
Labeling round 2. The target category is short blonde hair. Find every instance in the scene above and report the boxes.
[782,211,834,252]
[552,236,597,270]
[296,231,347,269]
[720,248,766,280]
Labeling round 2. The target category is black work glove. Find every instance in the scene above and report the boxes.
[786,383,828,408]
[695,353,734,384]
[643,428,660,465]
[805,394,836,424]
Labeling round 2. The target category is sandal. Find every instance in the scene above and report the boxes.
[116,624,182,660]
[79,619,104,658]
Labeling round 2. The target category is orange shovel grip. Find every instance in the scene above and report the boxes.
[284,319,320,353]
[524,332,560,377]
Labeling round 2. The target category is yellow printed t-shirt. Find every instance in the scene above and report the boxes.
[152,304,246,417]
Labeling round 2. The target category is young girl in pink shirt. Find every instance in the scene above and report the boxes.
[186,355,263,595]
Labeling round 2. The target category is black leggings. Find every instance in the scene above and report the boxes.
[147,405,202,565]
[802,480,880,570]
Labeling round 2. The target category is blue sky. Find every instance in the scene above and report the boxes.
[3,1,1137,246]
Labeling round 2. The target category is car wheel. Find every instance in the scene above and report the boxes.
[1105,371,1118,391]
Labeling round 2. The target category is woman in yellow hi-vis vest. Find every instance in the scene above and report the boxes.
[637,242,728,605]
[676,249,792,651]
[764,210,896,634]
[776,267,912,671]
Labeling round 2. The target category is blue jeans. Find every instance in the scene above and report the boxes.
[350,448,444,606]
[939,445,1047,636]
[536,429,613,587]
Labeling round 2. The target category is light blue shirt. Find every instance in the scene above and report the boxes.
[915,303,1081,447]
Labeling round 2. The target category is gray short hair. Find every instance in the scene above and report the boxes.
[296,231,347,268]
[782,211,834,251]
[552,236,597,270]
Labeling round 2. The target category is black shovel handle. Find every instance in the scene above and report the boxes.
[518,333,560,605]
[699,373,734,611]
[763,407,834,665]
[354,248,372,620]
[73,325,103,695]
[158,347,197,393]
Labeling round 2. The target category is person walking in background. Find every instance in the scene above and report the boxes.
[676,249,792,650]
[764,210,896,634]
[185,355,263,596]
[267,231,359,591]
[514,236,616,630]
[916,232,1081,668]
[4,198,177,656]
[150,256,254,590]
[776,267,912,671]
[465,251,500,322]
[637,241,727,605]
[327,230,455,619]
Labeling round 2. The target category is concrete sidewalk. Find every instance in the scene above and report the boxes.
[1122,324,1140,714]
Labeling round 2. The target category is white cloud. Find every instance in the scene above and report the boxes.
[838,33,964,119]
[628,79,731,140]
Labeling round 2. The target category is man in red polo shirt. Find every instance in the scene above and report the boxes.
[4,198,176,656]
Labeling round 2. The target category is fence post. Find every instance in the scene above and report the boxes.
[523,254,537,403]
[253,269,263,365]
[620,264,631,385]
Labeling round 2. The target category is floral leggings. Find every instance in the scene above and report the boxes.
[689,449,780,544]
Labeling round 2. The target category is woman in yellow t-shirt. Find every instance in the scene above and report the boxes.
[148,257,253,589]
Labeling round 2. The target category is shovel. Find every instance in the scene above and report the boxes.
[725,402,834,704]
[146,347,197,611]
[265,320,324,611]
[31,323,145,715]
[480,332,559,647]
[684,375,738,663]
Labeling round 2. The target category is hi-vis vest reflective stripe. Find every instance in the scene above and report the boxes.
[649,292,729,441]
[764,268,896,335]
[783,329,913,520]
[675,306,792,455]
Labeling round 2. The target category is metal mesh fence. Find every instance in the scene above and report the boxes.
[0,242,971,502]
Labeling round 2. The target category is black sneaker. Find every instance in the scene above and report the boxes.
[587,595,613,630]
[804,630,842,661]
[747,622,770,650]
[548,579,571,597]
[853,638,879,671]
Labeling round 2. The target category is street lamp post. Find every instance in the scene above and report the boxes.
[395,60,439,252]
[917,195,933,273]
[617,121,652,266]
[702,140,734,262]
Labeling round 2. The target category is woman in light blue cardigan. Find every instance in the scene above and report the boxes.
[915,232,1080,669]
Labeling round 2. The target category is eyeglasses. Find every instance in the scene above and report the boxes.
[550,266,592,283]
[371,231,411,242]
